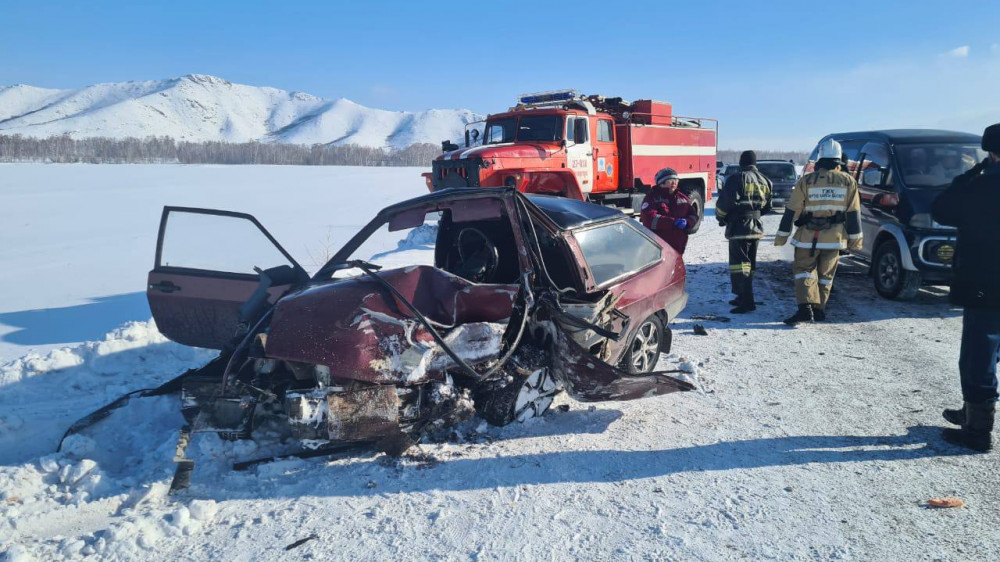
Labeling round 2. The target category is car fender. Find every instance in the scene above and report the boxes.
[877,223,919,271]
[540,318,694,402]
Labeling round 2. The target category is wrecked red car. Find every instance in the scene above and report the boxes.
[137,188,691,486]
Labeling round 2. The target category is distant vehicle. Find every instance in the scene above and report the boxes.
[806,129,986,299]
[755,159,798,210]
[140,188,693,489]
[424,90,718,232]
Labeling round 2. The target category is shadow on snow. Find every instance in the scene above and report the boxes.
[0,292,151,346]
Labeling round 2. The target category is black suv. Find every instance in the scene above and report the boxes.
[807,130,986,299]
[755,159,798,210]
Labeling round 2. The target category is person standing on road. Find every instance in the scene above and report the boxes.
[639,168,698,255]
[716,150,772,314]
[931,122,1000,453]
[774,139,863,325]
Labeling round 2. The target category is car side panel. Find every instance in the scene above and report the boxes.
[147,271,289,350]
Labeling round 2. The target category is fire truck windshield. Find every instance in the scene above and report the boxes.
[484,115,564,144]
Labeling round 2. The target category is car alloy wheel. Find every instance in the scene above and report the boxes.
[513,368,560,422]
[629,318,662,373]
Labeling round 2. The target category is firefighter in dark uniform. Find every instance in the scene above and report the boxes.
[932,122,1000,452]
[639,168,699,255]
[774,139,863,325]
[716,150,772,313]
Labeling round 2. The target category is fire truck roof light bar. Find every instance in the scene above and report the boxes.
[518,89,577,105]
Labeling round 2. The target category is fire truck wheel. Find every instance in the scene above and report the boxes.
[685,190,704,234]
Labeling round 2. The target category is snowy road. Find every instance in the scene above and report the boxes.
[1,165,996,561]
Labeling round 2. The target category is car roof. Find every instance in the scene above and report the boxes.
[826,129,981,144]
[525,194,625,229]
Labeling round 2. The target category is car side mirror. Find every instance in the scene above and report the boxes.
[862,168,884,188]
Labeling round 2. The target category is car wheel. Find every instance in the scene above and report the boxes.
[476,367,560,426]
[686,190,704,234]
[873,241,921,300]
[622,314,667,374]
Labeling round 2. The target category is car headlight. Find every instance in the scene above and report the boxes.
[910,213,933,229]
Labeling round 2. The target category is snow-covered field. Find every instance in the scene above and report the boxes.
[1,164,997,561]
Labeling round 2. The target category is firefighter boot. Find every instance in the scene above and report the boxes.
[942,401,995,453]
[783,304,814,326]
[813,307,827,322]
[730,285,757,314]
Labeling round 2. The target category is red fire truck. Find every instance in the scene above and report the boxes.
[423,90,717,230]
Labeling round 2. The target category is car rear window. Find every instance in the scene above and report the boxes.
[757,163,796,181]
[574,222,661,286]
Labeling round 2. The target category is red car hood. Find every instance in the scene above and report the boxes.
[265,265,520,384]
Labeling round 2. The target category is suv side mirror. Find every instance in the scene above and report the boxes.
[872,192,899,208]
[862,168,884,188]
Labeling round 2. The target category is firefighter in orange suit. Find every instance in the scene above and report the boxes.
[774,139,863,325]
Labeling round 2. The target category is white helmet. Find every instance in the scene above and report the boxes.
[818,138,843,159]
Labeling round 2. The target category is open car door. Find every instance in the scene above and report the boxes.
[147,207,308,350]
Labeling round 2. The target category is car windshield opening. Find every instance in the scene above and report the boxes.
[515,115,564,142]
[757,163,796,182]
[896,143,988,188]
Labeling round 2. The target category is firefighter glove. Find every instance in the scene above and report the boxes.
[774,235,788,247]
[674,218,688,230]
[848,238,863,251]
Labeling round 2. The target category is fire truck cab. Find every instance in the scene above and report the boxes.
[424,90,717,231]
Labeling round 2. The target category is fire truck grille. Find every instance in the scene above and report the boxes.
[431,157,483,190]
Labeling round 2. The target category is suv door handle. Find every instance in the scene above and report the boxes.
[150,281,181,293]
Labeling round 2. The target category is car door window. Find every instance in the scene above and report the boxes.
[574,222,661,286]
[858,142,894,190]
[159,210,297,275]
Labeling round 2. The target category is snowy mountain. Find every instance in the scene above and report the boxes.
[0,74,481,149]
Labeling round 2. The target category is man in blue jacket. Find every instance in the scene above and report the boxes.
[932,122,1000,452]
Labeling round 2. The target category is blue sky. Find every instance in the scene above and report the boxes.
[1,0,998,149]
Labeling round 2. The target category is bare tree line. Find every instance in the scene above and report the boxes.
[718,149,809,166]
[0,134,443,166]
[0,134,809,167]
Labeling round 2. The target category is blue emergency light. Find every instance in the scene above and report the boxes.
[518,90,576,105]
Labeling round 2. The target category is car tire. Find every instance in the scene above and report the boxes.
[476,367,560,426]
[685,190,704,234]
[873,240,921,300]
[620,313,668,374]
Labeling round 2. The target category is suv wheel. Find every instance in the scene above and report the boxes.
[873,240,921,300]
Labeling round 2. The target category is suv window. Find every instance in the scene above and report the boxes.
[757,162,796,182]
[895,143,988,188]
[859,142,894,189]
[723,165,741,176]
[597,119,614,142]
[574,222,661,286]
